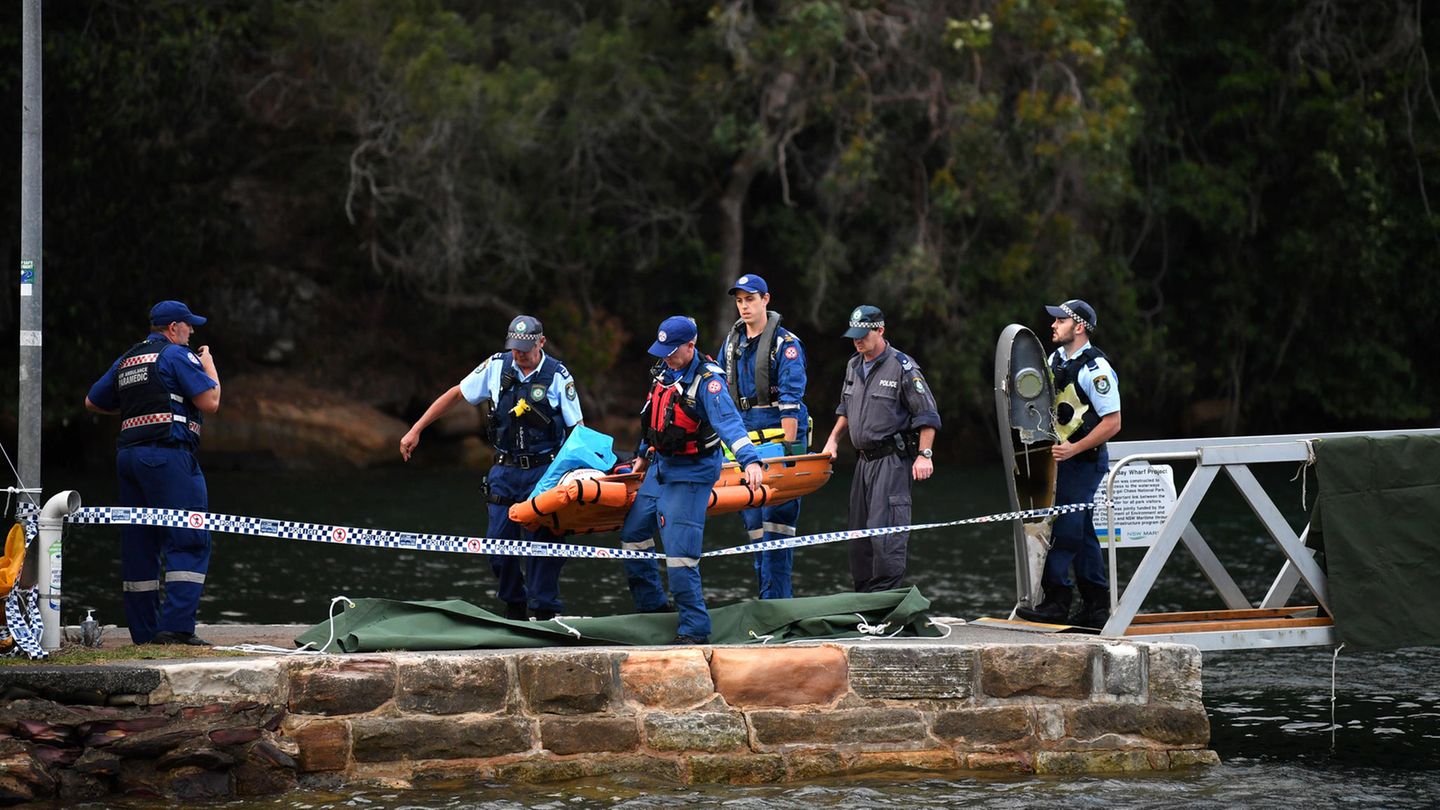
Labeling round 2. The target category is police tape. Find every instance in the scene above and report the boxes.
[20,500,1108,561]
[702,500,1105,557]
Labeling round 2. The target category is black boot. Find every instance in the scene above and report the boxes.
[1014,586,1073,624]
[504,602,528,621]
[1072,583,1110,630]
[533,609,556,621]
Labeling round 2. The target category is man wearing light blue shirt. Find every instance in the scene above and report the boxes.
[400,315,583,620]
[1016,298,1122,628]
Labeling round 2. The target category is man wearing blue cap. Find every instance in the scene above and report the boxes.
[620,315,765,643]
[400,315,584,621]
[716,274,809,599]
[86,300,222,645]
[1015,298,1122,628]
[822,305,942,593]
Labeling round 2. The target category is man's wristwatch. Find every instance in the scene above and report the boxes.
[919,448,933,459]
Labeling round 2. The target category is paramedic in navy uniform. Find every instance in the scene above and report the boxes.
[821,305,941,593]
[621,316,765,644]
[715,274,809,599]
[400,315,583,621]
[1014,299,1121,628]
[85,300,221,646]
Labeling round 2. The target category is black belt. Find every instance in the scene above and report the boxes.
[736,395,779,412]
[124,440,191,450]
[855,444,898,461]
[494,451,557,470]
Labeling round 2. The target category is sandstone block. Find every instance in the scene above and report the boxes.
[963,751,1034,772]
[643,711,748,752]
[282,717,350,772]
[351,716,531,762]
[494,757,590,783]
[847,646,975,700]
[1167,749,1221,768]
[621,649,714,709]
[846,749,958,775]
[1035,750,1154,774]
[785,749,845,780]
[158,660,285,703]
[540,716,639,755]
[518,652,621,715]
[288,660,396,716]
[932,706,1032,747]
[1103,645,1144,698]
[689,753,785,784]
[750,708,926,747]
[397,656,509,715]
[710,647,846,707]
[980,645,1093,699]
[1147,644,1203,705]
[1067,704,1210,746]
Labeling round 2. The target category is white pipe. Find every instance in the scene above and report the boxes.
[36,490,80,651]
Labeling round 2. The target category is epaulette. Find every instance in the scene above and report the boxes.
[896,352,916,371]
[703,362,725,377]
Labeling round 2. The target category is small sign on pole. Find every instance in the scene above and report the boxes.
[1092,463,1177,548]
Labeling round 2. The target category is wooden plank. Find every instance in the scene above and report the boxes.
[1125,616,1333,636]
[1128,606,1319,624]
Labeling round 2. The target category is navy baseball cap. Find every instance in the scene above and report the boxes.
[1045,299,1098,332]
[728,274,769,296]
[504,315,544,350]
[842,305,885,339]
[149,300,207,327]
[648,315,697,357]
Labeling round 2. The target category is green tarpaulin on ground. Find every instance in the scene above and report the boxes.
[1311,433,1440,650]
[295,587,944,652]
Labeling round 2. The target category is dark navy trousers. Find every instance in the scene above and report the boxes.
[1042,450,1110,590]
[485,463,564,613]
[116,444,210,643]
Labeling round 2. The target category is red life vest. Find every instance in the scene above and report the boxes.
[645,371,720,457]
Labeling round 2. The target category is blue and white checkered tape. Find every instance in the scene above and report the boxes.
[51,500,1106,560]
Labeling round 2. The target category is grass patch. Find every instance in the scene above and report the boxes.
[0,643,252,666]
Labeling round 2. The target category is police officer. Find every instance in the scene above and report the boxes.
[620,316,764,643]
[1016,299,1121,628]
[716,274,808,599]
[821,305,941,593]
[400,315,583,621]
[85,300,222,645]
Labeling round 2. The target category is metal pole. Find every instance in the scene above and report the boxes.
[19,1,43,502]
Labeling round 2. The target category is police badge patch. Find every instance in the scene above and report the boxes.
[914,379,925,393]
[565,381,576,401]
[529,384,547,401]
[1094,375,1112,395]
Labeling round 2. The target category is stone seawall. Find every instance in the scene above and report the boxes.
[0,640,1216,802]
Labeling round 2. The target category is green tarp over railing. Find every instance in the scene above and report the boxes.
[296,587,944,652]
[1312,433,1440,650]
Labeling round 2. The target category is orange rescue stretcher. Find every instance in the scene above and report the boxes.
[508,453,834,535]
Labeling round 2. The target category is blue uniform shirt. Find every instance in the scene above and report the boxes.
[1048,342,1121,416]
[651,353,763,484]
[717,326,808,437]
[459,351,584,428]
[88,334,218,447]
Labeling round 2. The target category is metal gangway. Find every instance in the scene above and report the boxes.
[1027,428,1439,651]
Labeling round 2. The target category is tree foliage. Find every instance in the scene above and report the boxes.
[2,0,1436,450]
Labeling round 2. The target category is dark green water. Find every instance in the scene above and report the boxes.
[49,462,1440,807]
